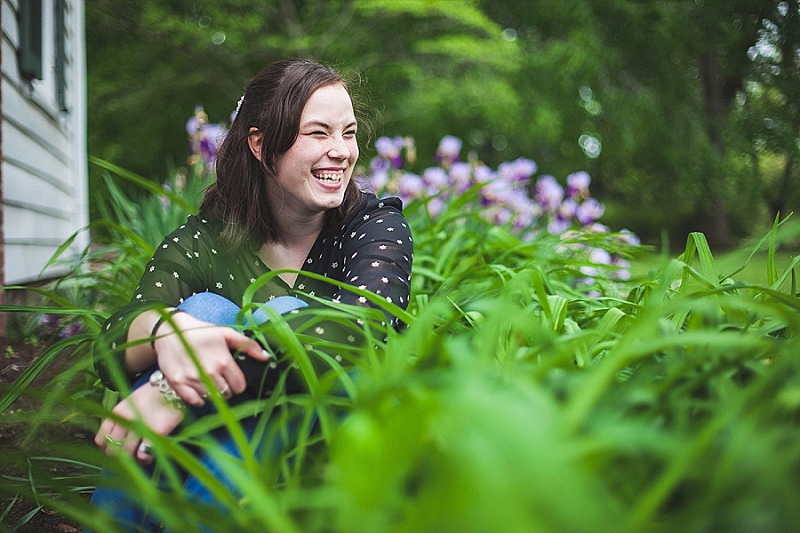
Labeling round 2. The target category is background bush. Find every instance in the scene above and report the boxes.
[3,126,800,531]
[86,0,800,248]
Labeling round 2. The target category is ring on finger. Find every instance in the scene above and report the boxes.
[220,384,231,396]
[138,442,153,456]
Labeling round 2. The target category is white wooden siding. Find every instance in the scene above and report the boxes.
[1,0,88,284]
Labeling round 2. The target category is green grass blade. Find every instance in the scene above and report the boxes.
[89,156,197,213]
[767,213,779,286]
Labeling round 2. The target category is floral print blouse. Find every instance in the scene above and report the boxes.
[94,192,413,395]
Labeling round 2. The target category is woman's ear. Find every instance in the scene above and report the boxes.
[247,127,263,161]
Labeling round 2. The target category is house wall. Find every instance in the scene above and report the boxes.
[1,0,88,287]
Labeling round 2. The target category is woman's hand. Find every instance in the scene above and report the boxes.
[95,384,185,465]
[153,311,269,406]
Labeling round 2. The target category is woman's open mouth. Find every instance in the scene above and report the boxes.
[312,169,344,186]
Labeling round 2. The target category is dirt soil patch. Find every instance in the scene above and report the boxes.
[1,335,96,532]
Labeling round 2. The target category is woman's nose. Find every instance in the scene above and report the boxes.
[328,135,351,159]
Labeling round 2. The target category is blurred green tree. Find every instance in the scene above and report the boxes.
[87,0,798,247]
[86,0,519,215]
[478,0,791,247]
[737,1,800,227]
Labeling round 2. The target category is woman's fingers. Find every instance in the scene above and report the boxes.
[121,432,141,457]
[95,418,115,451]
[96,422,130,456]
[177,329,256,401]
[97,428,154,466]
[136,440,154,465]
[170,361,239,404]
[156,318,257,402]
[219,346,247,395]
[94,385,186,462]
[228,332,271,362]
[171,380,206,407]
[97,424,154,465]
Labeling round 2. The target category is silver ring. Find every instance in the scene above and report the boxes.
[138,442,153,456]
[220,384,230,396]
[201,392,210,400]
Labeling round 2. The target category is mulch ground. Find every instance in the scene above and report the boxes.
[1,335,96,532]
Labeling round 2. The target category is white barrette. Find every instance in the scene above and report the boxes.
[235,94,245,115]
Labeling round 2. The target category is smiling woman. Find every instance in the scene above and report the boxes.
[200,60,366,250]
[254,84,359,228]
[87,59,413,532]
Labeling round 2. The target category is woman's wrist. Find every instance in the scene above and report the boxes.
[150,309,186,350]
[149,369,187,411]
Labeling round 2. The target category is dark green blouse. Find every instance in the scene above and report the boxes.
[94,192,413,395]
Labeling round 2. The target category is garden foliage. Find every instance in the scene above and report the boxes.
[2,126,800,532]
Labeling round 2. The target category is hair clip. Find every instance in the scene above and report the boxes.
[235,94,245,116]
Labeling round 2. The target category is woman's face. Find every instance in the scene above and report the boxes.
[269,83,358,219]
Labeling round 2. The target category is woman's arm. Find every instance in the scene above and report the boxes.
[95,303,269,462]
[94,215,269,401]
[121,308,166,375]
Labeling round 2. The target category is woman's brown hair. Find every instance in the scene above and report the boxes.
[200,59,364,251]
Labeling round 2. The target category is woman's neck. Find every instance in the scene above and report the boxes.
[257,213,325,286]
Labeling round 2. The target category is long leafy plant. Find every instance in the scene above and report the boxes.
[2,132,800,532]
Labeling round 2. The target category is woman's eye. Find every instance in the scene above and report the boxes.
[345,130,357,137]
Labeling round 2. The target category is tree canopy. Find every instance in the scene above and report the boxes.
[86,0,800,247]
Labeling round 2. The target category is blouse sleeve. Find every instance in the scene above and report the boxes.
[241,197,414,396]
[93,216,211,390]
[334,199,413,317]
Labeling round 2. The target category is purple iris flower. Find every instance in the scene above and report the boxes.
[536,175,564,212]
[547,218,571,235]
[611,258,632,281]
[558,198,578,220]
[59,321,83,338]
[369,169,389,192]
[159,182,172,211]
[186,115,201,136]
[575,198,605,225]
[427,196,446,218]
[587,223,609,233]
[480,177,508,201]
[449,162,473,192]
[423,167,449,191]
[473,164,494,183]
[617,229,641,246]
[498,158,537,183]
[494,207,513,225]
[512,199,538,230]
[200,124,226,164]
[375,136,405,168]
[40,314,59,332]
[398,173,424,203]
[566,171,591,199]
[375,136,398,158]
[371,156,390,174]
[589,248,613,265]
[437,136,462,159]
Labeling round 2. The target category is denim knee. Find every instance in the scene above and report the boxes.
[177,292,308,327]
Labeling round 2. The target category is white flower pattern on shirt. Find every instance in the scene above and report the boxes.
[96,192,413,392]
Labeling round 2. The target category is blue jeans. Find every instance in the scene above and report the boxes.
[86,293,308,533]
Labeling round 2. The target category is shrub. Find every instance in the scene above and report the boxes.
[4,116,800,532]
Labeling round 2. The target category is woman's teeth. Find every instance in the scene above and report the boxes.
[313,172,342,183]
